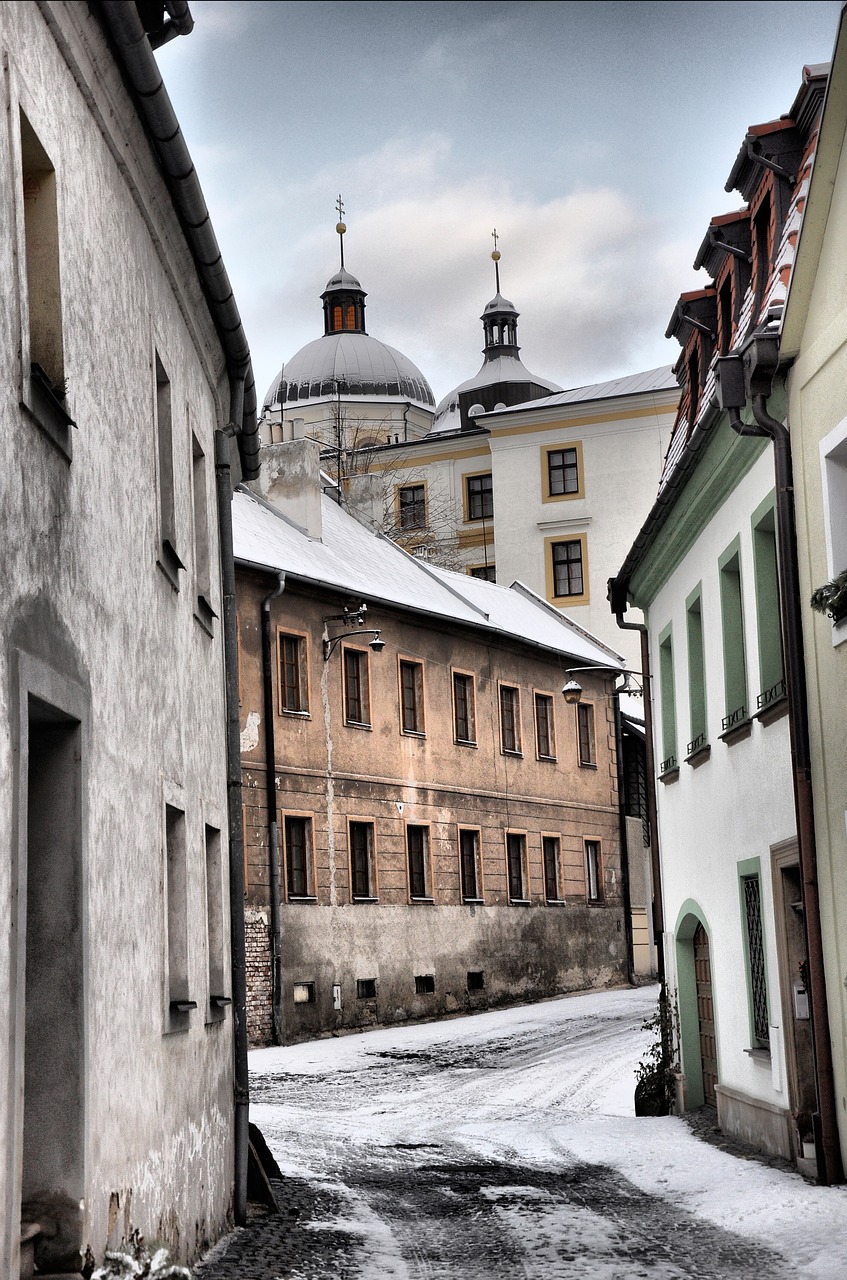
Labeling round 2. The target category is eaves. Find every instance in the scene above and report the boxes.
[617,399,769,609]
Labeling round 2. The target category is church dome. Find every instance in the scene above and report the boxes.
[264,334,435,410]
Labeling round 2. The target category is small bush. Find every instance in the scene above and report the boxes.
[90,1230,190,1279]
[634,983,678,1116]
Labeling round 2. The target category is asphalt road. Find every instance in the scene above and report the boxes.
[195,986,839,1279]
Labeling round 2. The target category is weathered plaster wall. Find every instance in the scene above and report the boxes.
[0,4,234,1270]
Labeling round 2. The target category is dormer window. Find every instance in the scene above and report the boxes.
[753,192,772,320]
[687,344,700,427]
[718,274,734,356]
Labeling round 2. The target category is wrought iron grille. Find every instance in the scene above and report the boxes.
[721,704,747,733]
[660,754,678,774]
[756,679,786,711]
[686,732,706,757]
[743,875,770,1046]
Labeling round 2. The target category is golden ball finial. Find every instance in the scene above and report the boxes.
[491,250,501,262]
[336,221,347,235]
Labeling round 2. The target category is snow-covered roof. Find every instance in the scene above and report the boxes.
[483,366,678,417]
[232,487,621,669]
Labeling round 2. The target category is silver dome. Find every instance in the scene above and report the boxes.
[264,333,435,410]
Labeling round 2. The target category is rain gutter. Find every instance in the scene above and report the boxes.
[718,344,843,1185]
[95,0,260,481]
[261,573,286,1046]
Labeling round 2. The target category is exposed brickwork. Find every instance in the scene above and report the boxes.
[245,908,273,1047]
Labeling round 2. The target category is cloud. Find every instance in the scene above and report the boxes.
[224,136,705,404]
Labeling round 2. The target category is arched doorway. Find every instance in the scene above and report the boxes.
[675,904,718,1109]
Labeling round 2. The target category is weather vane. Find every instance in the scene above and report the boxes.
[491,227,501,293]
[336,194,347,269]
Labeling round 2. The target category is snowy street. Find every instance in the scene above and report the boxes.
[198,986,847,1278]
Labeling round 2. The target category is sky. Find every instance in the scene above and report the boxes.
[157,1,842,409]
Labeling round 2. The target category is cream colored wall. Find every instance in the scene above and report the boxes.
[786,106,847,1172]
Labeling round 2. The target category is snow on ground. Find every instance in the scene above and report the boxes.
[247,985,847,1279]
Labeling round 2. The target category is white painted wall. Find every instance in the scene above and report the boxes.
[648,450,793,1111]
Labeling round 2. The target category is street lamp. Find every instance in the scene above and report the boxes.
[322,601,385,661]
[561,666,643,705]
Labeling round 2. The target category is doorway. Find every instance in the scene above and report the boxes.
[18,694,85,1274]
[771,842,817,1157]
[693,922,718,1106]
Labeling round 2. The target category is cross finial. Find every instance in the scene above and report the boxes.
[335,194,347,269]
[491,227,501,293]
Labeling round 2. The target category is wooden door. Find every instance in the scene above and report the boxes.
[694,922,718,1105]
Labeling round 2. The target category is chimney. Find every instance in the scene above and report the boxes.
[342,472,384,533]
[251,438,322,539]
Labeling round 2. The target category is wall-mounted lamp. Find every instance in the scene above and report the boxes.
[561,665,643,705]
[322,600,386,661]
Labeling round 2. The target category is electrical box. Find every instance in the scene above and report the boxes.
[793,981,810,1020]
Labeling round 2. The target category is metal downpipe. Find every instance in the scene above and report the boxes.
[744,393,843,1185]
[261,573,286,1046]
[216,381,250,1224]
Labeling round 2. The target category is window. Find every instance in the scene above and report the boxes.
[658,623,677,770]
[155,354,184,587]
[407,825,430,899]
[466,473,493,520]
[293,982,315,1004]
[415,974,435,994]
[719,540,748,732]
[349,821,376,900]
[687,344,700,427]
[686,588,707,755]
[718,273,734,356]
[545,445,581,498]
[165,804,191,1021]
[499,685,522,754]
[819,416,847,631]
[752,497,784,708]
[459,828,482,901]
[467,970,485,991]
[506,832,527,901]
[343,647,371,727]
[753,193,772,319]
[20,110,72,451]
[546,536,588,603]
[279,632,309,714]
[284,815,314,898]
[585,840,602,902]
[192,434,214,627]
[740,865,770,1049]
[356,978,377,999]
[453,671,476,745]
[577,702,596,767]
[398,484,426,530]
[534,692,556,760]
[399,659,425,735]
[543,836,561,901]
[204,824,227,1016]
[469,564,496,581]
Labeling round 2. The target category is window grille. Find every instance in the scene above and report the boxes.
[743,875,770,1046]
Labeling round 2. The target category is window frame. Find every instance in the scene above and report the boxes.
[685,586,707,757]
[577,701,596,768]
[191,429,216,631]
[505,830,529,903]
[541,441,585,502]
[534,690,557,761]
[458,826,484,903]
[348,818,378,902]
[585,839,603,903]
[498,683,522,756]
[406,823,433,902]
[283,811,317,901]
[751,493,785,709]
[464,471,494,522]
[342,643,372,729]
[545,534,589,605]
[468,563,496,582]
[542,833,562,903]
[658,622,678,771]
[452,669,477,746]
[278,628,310,716]
[738,857,771,1051]
[398,656,426,736]
[396,482,427,531]
[718,537,749,734]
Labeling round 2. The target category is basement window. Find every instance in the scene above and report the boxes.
[356,978,377,1000]
[467,971,485,991]
[293,982,316,1005]
[414,974,435,995]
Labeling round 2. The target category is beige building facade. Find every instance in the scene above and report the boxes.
[233,445,630,1044]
